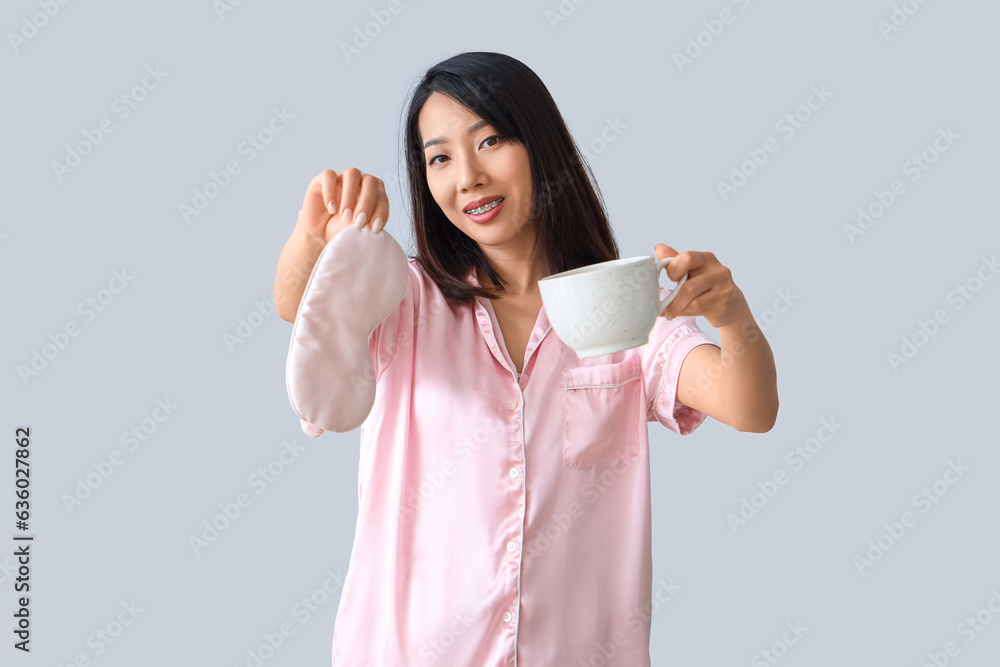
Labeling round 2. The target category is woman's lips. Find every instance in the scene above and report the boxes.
[464,197,505,224]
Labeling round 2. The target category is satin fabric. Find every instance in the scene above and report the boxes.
[286,224,410,435]
[296,258,719,666]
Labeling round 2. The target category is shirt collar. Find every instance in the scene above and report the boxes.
[466,266,553,378]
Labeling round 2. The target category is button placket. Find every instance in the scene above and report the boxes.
[500,375,526,654]
[507,396,522,552]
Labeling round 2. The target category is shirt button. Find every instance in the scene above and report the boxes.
[509,467,520,479]
[508,400,518,411]
[506,539,517,553]
[503,611,513,623]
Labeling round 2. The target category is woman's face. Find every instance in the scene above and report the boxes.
[418,92,534,252]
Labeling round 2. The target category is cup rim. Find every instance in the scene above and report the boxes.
[537,255,652,283]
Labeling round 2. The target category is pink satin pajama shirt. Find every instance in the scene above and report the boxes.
[307,259,720,667]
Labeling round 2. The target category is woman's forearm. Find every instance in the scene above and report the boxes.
[274,216,327,322]
[717,303,779,432]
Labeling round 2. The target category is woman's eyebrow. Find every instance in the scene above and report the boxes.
[423,120,489,150]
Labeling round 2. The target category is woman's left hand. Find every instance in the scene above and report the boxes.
[655,243,749,329]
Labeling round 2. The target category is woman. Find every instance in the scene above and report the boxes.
[275,51,777,666]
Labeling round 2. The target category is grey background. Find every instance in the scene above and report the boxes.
[3,0,999,665]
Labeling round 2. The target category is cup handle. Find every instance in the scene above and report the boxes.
[655,256,688,316]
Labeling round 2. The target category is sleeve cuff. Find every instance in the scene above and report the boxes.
[653,335,720,435]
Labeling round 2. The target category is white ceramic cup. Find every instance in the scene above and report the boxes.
[537,255,688,358]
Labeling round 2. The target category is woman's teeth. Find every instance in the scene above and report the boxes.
[466,197,504,215]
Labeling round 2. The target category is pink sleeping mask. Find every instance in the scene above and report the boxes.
[285,224,409,435]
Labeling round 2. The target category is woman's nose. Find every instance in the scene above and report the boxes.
[457,155,486,191]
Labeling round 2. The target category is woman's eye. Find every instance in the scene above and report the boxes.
[428,136,500,166]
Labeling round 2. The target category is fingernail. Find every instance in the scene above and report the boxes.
[327,200,337,215]
[372,217,384,233]
[341,208,352,222]
[354,211,368,229]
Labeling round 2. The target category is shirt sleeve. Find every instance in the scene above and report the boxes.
[368,259,418,382]
[641,287,721,434]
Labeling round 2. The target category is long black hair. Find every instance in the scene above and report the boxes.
[400,51,620,305]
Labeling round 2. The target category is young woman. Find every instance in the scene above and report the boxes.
[274,51,777,667]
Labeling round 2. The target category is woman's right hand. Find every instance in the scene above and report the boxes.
[299,168,390,243]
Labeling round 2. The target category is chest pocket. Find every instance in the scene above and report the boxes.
[562,355,642,467]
